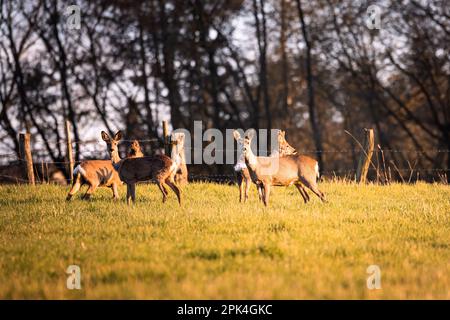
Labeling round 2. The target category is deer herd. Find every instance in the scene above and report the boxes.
[66,129,326,207]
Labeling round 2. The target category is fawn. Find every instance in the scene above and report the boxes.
[101,131,181,205]
[233,130,297,202]
[236,129,326,206]
[66,140,144,201]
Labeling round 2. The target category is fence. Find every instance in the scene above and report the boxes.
[0,124,449,185]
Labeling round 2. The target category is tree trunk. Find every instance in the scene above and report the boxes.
[194,0,221,130]
[296,0,324,171]
[280,0,289,116]
[158,0,183,129]
[138,23,156,138]
[51,0,80,161]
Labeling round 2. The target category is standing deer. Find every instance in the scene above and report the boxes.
[101,131,181,205]
[66,140,144,201]
[233,130,297,202]
[235,129,326,207]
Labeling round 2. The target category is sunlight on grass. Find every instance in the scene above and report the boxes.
[0,182,449,299]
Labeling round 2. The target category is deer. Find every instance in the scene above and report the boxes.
[101,130,181,205]
[233,130,297,203]
[66,140,145,201]
[235,129,326,207]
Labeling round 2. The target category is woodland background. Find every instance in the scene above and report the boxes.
[0,0,449,182]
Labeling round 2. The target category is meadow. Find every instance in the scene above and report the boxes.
[0,181,449,299]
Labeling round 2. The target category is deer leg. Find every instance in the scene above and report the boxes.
[302,185,310,202]
[157,181,168,203]
[126,183,136,205]
[244,178,251,203]
[262,183,271,207]
[130,183,136,204]
[82,183,97,200]
[256,183,264,202]
[111,183,119,200]
[300,178,327,203]
[66,174,82,201]
[295,183,309,204]
[165,179,181,205]
[237,174,244,202]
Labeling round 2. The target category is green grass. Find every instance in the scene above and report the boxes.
[0,182,449,299]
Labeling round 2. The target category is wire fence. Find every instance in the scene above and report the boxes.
[0,137,449,184]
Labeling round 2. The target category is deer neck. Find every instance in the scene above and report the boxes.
[177,147,185,162]
[244,148,258,171]
[279,141,296,156]
[237,151,245,164]
[111,148,122,170]
[171,146,184,167]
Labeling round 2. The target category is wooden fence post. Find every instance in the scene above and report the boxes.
[19,133,35,185]
[41,161,46,184]
[162,120,171,155]
[356,128,374,183]
[65,120,74,184]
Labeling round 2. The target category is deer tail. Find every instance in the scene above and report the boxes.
[315,162,320,180]
[73,164,86,178]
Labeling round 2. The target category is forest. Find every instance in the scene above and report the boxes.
[0,0,449,182]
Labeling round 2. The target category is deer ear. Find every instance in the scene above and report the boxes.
[114,131,123,141]
[179,133,185,144]
[246,129,255,140]
[101,131,110,142]
[233,130,242,141]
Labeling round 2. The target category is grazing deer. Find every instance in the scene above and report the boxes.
[233,130,297,202]
[101,131,181,205]
[236,129,326,207]
[66,140,144,201]
[171,132,188,185]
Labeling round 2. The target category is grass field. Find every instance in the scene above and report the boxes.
[0,181,449,299]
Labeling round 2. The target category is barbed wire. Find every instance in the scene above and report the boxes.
[5,135,450,153]
[1,170,447,186]
[1,147,450,169]
[2,156,450,173]
[37,138,161,147]
[1,141,449,185]
[181,148,450,153]
[3,148,449,158]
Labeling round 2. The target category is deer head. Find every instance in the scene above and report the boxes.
[101,130,123,164]
[233,129,256,160]
[233,130,246,170]
[238,130,258,170]
[130,140,140,151]
[242,130,255,155]
[128,140,143,158]
[278,130,297,155]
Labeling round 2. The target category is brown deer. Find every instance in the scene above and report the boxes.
[66,140,144,201]
[101,131,181,205]
[233,130,297,202]
[236,129,326,207]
